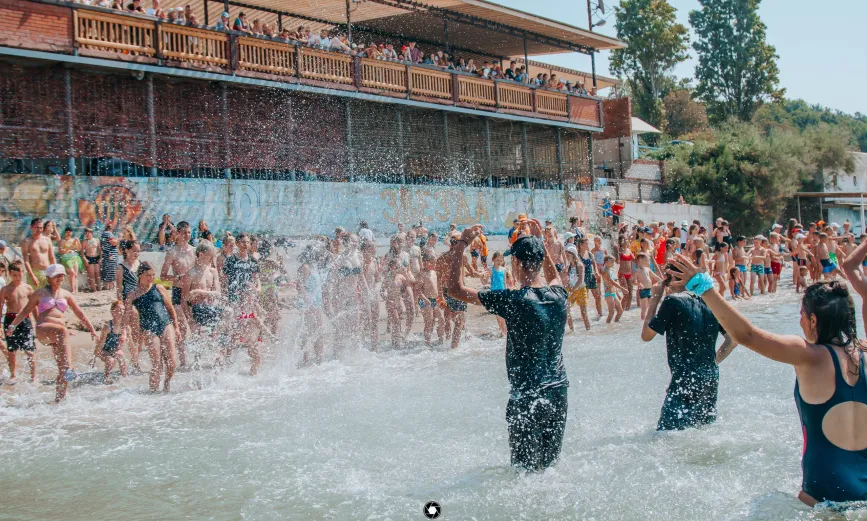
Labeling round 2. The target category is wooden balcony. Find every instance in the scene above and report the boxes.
[43,2,605,128]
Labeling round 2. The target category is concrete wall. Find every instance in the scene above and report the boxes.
[0,173,711,244]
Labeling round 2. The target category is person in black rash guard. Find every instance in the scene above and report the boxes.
[446,219,568,471]
[640,263,737,431]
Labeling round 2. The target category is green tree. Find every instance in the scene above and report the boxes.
[661,121,807,235]
[663,90,709,138]
[610,0,690,131]
[689,0,784,122]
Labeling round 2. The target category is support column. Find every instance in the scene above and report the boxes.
[64,68,75,175]
[146,74,157,177]
[203,0,209,26]
[556,127,564,191]
[345,0,352,42]
[221,83,231,179]
[484,119,492,187]
[861,194,865,234]
[588,133,595,191]
[523,35,529,79]
[590,52,598,91]
[223,0,228,18]
[797,197,801,223]
[819,198,823,222]
[443,19,450,54]
[278,13,282,31]
[397,107,406,184]
[345,100,354,182]
[521,123,530,189]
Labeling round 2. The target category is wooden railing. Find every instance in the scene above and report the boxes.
[238,36,296,76]
[535,90,568,117]
[569,95,602,127]
[73,10,156,56]
[65,5,604,126]
[409,67,452,99]
[299,48,352,84]
[360,59,407,92]
[457,76,496,106]
[497,82,533,112]
[160,23,229,68]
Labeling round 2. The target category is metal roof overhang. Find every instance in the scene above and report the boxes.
[173,0,624,59]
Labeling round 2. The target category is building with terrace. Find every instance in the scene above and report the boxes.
[0,0,628,238]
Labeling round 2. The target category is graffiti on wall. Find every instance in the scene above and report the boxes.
[0,174,593,242]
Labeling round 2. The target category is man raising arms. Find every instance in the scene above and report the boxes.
[161,221,195,367]
[21,218,55,289]
[445,220,569,471]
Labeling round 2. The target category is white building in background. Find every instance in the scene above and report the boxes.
[825,152,867,234]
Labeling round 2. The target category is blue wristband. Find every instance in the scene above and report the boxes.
[686,272,715,296]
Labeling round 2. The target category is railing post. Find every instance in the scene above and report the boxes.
[493,80,500,110]
[588,134,595,192]
[295,45,303,79]
[64,67,76,175]
[147,73,157,177]
[566,94,573,123]
[229,33,238,73]
[451,73,459,105]
[405,65,411,99]
[352,55,362,88]
[154,19,163,63]
[530,86,537,115]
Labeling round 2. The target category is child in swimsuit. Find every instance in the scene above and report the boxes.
[712,243,730,297]
[601,255,626,323]
[419,252,446,345]
[93,300,128,384]
[634,252,661,320]
[728,267,749,300]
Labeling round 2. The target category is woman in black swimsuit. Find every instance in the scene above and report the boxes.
[122,262,178,393]
[671,256,867,506]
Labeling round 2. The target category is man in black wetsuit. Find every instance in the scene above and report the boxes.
[640,265,738,430]
[446,220,568,471]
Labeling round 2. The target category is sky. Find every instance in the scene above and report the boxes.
[496,0,867,115]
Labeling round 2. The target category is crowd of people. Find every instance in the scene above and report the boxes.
[70,0,597,97]
[3,206,867,506]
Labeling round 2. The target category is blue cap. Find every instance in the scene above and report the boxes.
[222,11,229,17]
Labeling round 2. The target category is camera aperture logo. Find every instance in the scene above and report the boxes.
[423,501,441,519]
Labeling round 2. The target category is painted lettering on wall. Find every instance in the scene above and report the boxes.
[380,188,490,226]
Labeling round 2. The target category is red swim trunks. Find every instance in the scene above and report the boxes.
[771,261,782,275]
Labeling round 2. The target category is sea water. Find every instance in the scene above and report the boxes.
[0,289,861,521]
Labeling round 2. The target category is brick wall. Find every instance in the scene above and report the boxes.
[0,0,72,53]
[597,97,631,140]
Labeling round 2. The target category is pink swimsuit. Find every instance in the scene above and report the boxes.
[37,296,68,314]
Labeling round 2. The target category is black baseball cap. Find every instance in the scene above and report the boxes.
[511,236,545,267]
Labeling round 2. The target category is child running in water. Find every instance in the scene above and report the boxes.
[92,300,128,384]
[0,261,36,384]
[564,242,590,332]
[486,252,513,337]
[728,266,750,300]
[384,255,414,349]
[635,252,661,320]
[419,252,445,345]
[601,255,626,323]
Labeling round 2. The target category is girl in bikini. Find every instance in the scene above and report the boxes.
[618,236,635,312]
[712,243,730,296]
[6,264,97,401]
[58,227,83,293]
[601,255,626,323]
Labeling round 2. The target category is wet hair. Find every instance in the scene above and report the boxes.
[30,217,42,226]
[695,248,704,261]
[491,251,504,263]
[136,261,155,277]
[729,267,739,279]
[603,255,615,264]
[9,260,23,272]
[110,300,124,312]
[64,227,73,235]
[799,266,809,276]
[176,221,190,231]
[802,282,864,367]
[636,252,649,261]
[120,239,138,256]
[736,235,746,243]
[715,242,727,252]
[236,232,250,241]
[195,242,214,257]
